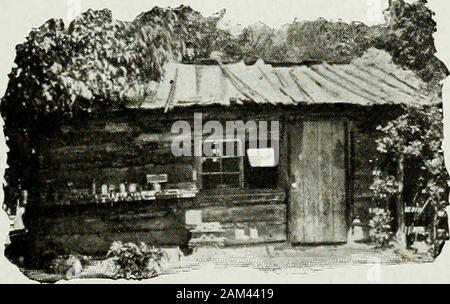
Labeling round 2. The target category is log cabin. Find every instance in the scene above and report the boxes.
[21,48,440,256]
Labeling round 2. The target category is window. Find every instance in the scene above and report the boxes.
[198,134,280,190]
[200,139,244,190]
[244,139,279,189]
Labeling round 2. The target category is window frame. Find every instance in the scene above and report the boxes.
[196,138,245,190]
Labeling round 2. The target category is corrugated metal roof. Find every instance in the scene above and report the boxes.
[127,48,438,111]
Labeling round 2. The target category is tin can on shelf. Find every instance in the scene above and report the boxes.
[129,183,137,193]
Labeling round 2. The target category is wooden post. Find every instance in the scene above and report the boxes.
[346,120,354,227]
[396,155,407,246]
[432,206,438,257]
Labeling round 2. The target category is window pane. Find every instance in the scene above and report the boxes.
[223,140,242,157]
[244,156,279,189]
[202,158,221,173]
[201,139,243,190]
[247,148,276,167]
[222,173,241,188]
[222,158,240,172]
[203,141,222,157]
[202,175,222,190]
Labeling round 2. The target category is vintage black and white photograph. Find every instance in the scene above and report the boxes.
[0,0,449,284]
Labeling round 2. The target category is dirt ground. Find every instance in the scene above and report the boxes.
[163,242,431,275]
[21,242,432,283]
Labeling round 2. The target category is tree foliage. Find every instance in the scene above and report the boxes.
[284,19,376,63]
[2,6,230,118]
[221,19,380,64]
[371,105,449,255]
[378,0,447,84]
[2,2,444,120]
[369,208,396,248]
[225,0,447,84]
[364,1,448,256]
[0,6,232,209]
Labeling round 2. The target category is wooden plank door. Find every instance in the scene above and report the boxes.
[288,119,348,244]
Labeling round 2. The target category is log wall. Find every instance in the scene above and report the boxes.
[26,111,288,255]
[25,202,190,256]
[24,107,386,255]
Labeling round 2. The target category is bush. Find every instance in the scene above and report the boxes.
[371,105,449,255]
[107,241,164,280]
[369,208,396,248]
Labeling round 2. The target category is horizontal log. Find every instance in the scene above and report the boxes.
[199,204,286,224]
[48,132,137,148]
[221,222,287,245]
[49,143,136,156]
[353,184,373,194]
[60,121,139,134]
[353,171,373,179]
[26,202,180,220]
[41,144,177,165]
[41,143,145,165]
[40,153,192,173]
[195,190,286,207]
[39,163,194,188]
[28,230,190,256]
[30,212,185,236]
[353,192,375,200]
